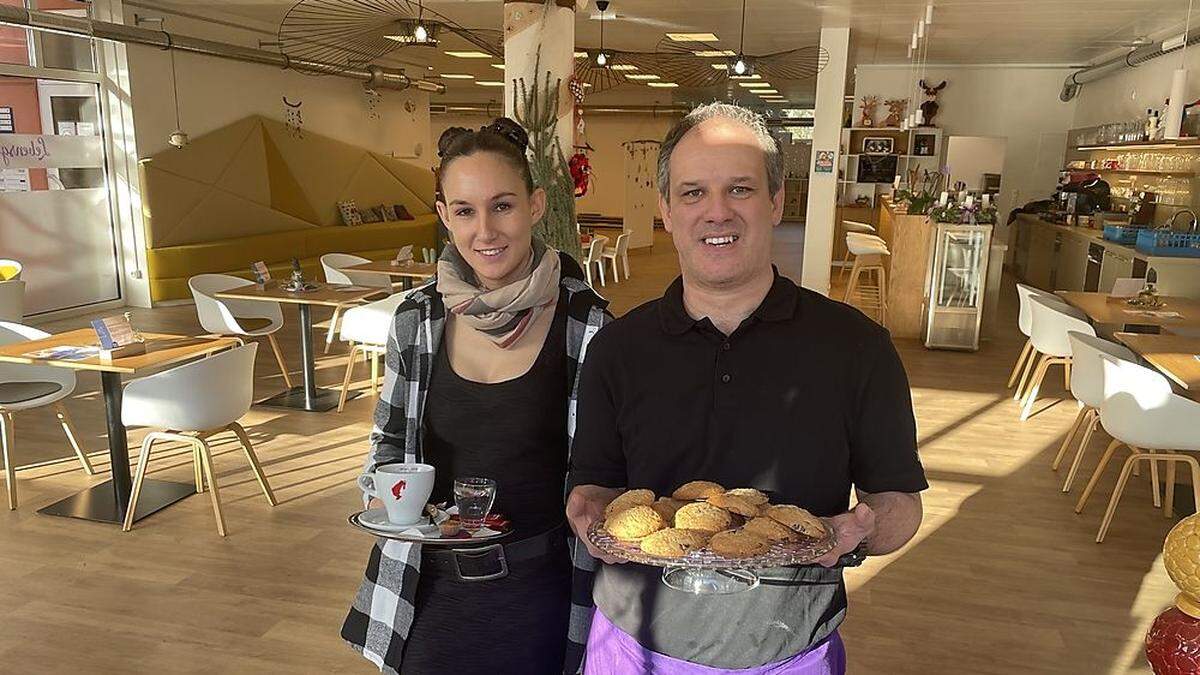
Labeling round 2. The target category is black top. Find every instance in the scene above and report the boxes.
[424,294,570,540]
[568,270,927,669]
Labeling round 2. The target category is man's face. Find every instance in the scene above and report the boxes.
[659,118,783,291]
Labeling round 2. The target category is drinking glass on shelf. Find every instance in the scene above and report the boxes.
[454,477,497,531]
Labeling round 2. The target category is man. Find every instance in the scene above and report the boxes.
[566,102,926,674]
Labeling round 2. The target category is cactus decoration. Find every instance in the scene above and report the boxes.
[512,53,582,263]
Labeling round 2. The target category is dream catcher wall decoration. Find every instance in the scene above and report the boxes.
[283,96,304,139]
[568,76,593,197]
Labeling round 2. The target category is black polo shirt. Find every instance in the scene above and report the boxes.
[569,270,926,669]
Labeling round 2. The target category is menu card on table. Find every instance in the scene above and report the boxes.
[250,261,271,285]
[90,313,145,359]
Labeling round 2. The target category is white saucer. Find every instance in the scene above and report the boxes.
[357,508,436,534]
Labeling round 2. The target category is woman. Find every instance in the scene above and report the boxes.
[341,118,610,674]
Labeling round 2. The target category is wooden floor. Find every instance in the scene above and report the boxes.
[0,225,1178,673]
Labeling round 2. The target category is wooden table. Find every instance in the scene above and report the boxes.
[0,330,239,524]
[1114,332,1200,401]
[217,281,381,412]
[1055,292,1200,330]
[343,260,437,290]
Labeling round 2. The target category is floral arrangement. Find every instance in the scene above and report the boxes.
[894,168,945,215]
[929,198,998,225]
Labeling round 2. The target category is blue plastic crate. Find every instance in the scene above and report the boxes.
[1103,224,1140,244]
[1135,229,1200,258]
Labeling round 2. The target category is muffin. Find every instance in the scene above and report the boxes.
[605,505,666,541]
[604,489,655,517]
[724,488,770,506]
[707,493,759,517]
[650,497,688,525]
[639,528,710,558]
[674,502,733,534]
[764,505,827,538]
[708,529,771,558]
[743,516,799,542]
[672,480,726,501]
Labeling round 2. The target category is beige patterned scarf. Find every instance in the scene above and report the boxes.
[436,239,561,348]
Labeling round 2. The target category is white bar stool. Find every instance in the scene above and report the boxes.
[843,234,890,325]
[839,220,876,281]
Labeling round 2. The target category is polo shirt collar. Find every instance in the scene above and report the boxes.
[658,267,799,335]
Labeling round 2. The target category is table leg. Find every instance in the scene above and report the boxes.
[255,302,359,412]
[403,277,413,291]
[38,371,193,524]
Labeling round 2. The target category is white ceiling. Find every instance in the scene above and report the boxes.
[132,0,1197,108]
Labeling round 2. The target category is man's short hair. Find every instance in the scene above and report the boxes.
[657,102,784,203]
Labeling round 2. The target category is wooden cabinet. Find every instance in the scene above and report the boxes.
[1026,224,1056,290]
[1099,248,1134,294]
[1056,231,1089,292]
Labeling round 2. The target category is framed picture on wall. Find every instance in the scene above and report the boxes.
[913,134,936,156]
[862,137,894,155]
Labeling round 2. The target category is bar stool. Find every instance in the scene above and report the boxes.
[1019,296,1095,421]
[1075,353,1200,543]
[839,220,877,281]
[1054,332,1136,492]
[843,234,890,325]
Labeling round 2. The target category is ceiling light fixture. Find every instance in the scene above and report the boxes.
[446,51,492,58]
[574,51,588,58]
[439,73,475,79]
[647,82,679,88]
[413,1,428,43]
[625,74,660,80]
[610,64,638,71]
[491,63,505,70]
[476,80,505,87]
[694,50,737,57]
[729,0,753,78]
[595,0,611,68]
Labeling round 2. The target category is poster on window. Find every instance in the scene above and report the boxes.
[0,134,103,169]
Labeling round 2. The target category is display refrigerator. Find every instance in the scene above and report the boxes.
[923,222,994,351]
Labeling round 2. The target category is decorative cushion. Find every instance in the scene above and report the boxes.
[0,381,62,405]
[338,200,362,226]
[381,204,398,221]
[393,204,415,221]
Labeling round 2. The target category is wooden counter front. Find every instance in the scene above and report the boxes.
[879,197,936,339]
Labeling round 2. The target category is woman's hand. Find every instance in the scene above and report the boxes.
[566,485,625,564]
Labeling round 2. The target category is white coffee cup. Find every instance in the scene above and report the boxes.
[358,463,435,525]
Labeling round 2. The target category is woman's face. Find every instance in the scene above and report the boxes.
[436,151,545,289]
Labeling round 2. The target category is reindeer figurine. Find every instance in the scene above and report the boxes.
[859,96,879,127]
[919,80,947,127]
[884,99,907,128]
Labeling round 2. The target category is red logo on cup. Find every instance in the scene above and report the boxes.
[391,480,407,500]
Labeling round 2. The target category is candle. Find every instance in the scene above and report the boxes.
[982,194,991,209]
[965,195,975,208]
[893,176,901,189]
[939,191,948,206]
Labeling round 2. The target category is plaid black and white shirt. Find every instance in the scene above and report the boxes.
[341,253,611,674]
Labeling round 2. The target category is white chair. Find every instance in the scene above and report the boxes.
[0,279,23,323]
[320,253,392,354]
[602,232,632,283]
[1010,284,1071,401]
[1074,353,1200,543]
[0,322,96,509]
[337,291,410,412]
[839,220,876,281]
[121,343,276,536]
[1019,296,1095,421]
[583,236,606,288]
[1054,332,1137,493]
[843,234,890,325]
[189,274,294,390]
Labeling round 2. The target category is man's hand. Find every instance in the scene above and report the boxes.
[814,503,875,568]
[566,485,625,564]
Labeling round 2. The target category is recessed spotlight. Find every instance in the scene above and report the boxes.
[693,49,737,57]
[647,82,679,88]
[446,51,492,58]
[440,73,475,79]
[625,74,660,80]
[667,32,719,42]
[476,80,505,87]
[610,64,638,71]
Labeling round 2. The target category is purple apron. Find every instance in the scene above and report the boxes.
[584,609,847,675]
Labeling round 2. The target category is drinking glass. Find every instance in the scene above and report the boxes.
[454,477,497,531]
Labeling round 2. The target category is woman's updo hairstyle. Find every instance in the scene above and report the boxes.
[436,117,535,200]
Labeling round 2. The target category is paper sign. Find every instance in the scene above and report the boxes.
[23,345,99,361]
[91,314,139,349]
[251,261,271,285]
[814,150,835,174]
[1109,277,1144,298]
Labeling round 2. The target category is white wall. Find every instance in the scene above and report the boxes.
[854,65,1079,247]
[123,7,432,163]
[1071,51,1200,129]
[431,111,677,220]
